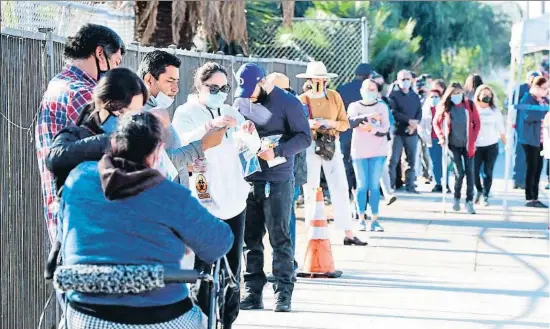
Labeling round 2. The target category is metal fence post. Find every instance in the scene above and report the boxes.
[39,28,55,82]
[361,16,369,63]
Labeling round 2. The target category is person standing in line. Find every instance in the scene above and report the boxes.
[420,88,451,193]
[348,79,390,232]
[464,74,484,101]
[265,72,307,274]
[512,71,541,189]
[517,76,549,208]
[433,83,481,214]
[337,63,375,212]
[374,73,397,206]
[415,76,432,185]
[388,69,422,193]
[473,85,506,206]
[36,24,125,241]
[543,111,550,189]
[298,61,368,246]
[138,51,225,187]
[233,63,311,312]
[172,62,257,328]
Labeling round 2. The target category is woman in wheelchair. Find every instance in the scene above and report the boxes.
[56,111,234,329]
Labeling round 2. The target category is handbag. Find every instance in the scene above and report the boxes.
[304,95,336,161]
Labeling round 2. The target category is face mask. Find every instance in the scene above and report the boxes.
[451,94,464,105]
[101,113,118,134]
[205,92,228,109]
[361,91,378,102]
[430,96,440,106]
[399,80,412,90]
[154,91,174,109]
[481,96,492,104]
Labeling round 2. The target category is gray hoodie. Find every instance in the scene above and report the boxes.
[143,96,204,187]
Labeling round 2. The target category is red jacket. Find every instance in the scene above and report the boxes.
[433,99,481,157]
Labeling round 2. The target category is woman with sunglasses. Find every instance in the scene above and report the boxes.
[172,61,255,329]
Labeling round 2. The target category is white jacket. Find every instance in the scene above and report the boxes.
[172,100,250,219]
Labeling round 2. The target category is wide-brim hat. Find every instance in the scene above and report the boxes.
[296,61,338,79]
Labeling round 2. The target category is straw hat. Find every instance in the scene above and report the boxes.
[296,61,338,79]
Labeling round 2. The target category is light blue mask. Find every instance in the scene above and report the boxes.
[399,80,412,90]
[451,94,464,105]
[101,114,118,134]
[430,96,440,106]
[361,91,378,102]
[205,92,228,109]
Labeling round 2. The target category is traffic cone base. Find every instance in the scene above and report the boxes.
[298,187,342,279]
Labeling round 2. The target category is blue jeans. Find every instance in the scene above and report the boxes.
[289,186,300,256]
[429,138,449,186]
[353,156,386,216]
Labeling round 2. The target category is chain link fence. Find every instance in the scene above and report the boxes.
[1,1,135,43]
[250,17,368,88]
[0,27,306,329]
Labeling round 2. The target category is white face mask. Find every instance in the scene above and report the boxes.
[154,91,174,109]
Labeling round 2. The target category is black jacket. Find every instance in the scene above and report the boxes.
[46,105,110,192]
[388,88,422,136]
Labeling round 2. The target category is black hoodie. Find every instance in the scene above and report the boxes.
[46,104,110,192]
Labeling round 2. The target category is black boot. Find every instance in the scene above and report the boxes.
[273,290,292,312]
[240,292,264,310]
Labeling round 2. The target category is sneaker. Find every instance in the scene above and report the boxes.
[432,185,443,193]
[546,184,550,190]
[406,187,420,194]
[526,200,537,207]
[240,294,264,310]
[483,197,490,207]
[452,199,461,211]
[465,201,476,214]
[370,221,384,232]
[358,219,367,232]
[343,236,368,246]
[273,291,292,312]
[475,191,482,204]
[446,185,452,194]
[386,195,397,205]
[296,195,304,208]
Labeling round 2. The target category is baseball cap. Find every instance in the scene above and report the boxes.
[234,63,265,98]
[526,70,540,80]
[355,63,373,77]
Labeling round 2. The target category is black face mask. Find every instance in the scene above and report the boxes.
[253,86,268,104]
[481,96,492,104]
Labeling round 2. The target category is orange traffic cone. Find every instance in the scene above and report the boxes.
[297,188,342,278]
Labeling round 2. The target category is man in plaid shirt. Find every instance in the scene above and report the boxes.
[36,24,125,242]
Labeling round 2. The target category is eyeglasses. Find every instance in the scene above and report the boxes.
[204,84,231,94]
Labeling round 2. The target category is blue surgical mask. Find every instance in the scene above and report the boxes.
[361,91,378,102]
[205,92,228,109]
[451,94,464,105]
[154,91,175,109]
[101,114,118,134]
[430,96,440,106]
[399,80,412,90]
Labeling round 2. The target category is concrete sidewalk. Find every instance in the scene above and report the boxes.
[233,177,550,329]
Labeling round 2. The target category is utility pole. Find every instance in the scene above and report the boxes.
[526,1,530,18]
[542,0,546,14]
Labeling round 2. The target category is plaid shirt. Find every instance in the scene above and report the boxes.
[36,65,97,241]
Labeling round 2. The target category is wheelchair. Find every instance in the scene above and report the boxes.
[43,242,235,329]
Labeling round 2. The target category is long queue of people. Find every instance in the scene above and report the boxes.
[35,24,550,329]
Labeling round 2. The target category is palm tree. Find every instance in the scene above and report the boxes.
[133,0,295,55]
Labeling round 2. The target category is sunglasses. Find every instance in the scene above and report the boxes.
[204,84,231,94]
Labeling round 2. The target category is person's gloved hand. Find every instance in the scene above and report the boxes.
[207,115,237,130]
